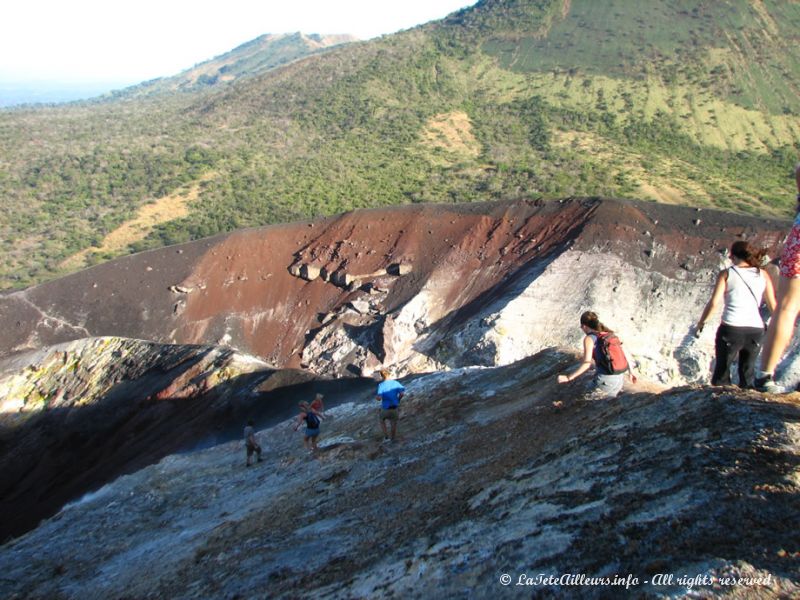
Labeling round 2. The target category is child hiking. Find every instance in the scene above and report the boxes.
[243,419,262,466]
[293,400,322,452]
[309,393,326,419]
[376,369,405,442]
[557,311,635,398]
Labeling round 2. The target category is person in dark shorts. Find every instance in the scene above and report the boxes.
[376,370,405,442]
[244,419,262,466]
[293,401,321,452]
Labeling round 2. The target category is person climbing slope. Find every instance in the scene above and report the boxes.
[293,401,322,452]
[376,369,405,442]
[243,419,263,467]
[556,311,635,398]
[309,393,326,419]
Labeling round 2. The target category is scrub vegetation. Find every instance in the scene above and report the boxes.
[1,0,799,290]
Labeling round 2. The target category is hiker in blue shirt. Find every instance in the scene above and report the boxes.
[376,369,405,442]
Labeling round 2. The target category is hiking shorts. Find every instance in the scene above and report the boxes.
[586,373,624,399]
[305,428,320,438]
[780,223,800,279]
[246,443,261,457]
[380,408,399,421]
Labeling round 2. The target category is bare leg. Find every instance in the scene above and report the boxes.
[796,162,800,194]
[390,419,397,441]
[761,276,800,373]
[380,419,389,439]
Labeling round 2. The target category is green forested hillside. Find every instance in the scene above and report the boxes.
[1,0,799,290]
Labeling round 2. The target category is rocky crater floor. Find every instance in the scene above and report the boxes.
[1,352,799,599]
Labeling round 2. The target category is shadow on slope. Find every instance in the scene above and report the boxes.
[2,349,799,598]
[0,338,374,542]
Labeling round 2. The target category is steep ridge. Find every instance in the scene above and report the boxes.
[1,197,800,595]
[2,197,799,543]
[119,33,358,97]
[0,337,372,540]
[1,352,798,598]
[0,198,794,383]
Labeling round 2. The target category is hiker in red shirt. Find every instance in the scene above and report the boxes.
[309,393,326,419]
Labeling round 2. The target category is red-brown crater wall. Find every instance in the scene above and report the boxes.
[0,198,790,368]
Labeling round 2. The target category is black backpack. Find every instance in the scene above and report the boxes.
[305,412,320,428]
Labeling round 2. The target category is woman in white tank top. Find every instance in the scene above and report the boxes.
[696,241,776,388]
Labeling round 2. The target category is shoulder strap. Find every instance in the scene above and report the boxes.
[730,266,761,308]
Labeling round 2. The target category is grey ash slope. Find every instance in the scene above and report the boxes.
[1,352,798,599]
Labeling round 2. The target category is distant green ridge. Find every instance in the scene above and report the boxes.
[0,0,798,291]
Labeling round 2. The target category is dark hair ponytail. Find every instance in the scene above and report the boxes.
[730,240,768,268]
[580,310,613,333]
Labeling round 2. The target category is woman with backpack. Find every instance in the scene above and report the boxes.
[696,240,776,388]
[557,311,633,398]
[293,400,322,452]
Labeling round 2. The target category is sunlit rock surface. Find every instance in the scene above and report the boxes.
[0,336,374,540]
[1,352,798,599]
[1,198,795,386]
[2,198,800,598]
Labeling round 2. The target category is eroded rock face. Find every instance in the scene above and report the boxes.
[0,198,794,388]
[1,197,799,595]
[1,353,797,598]
[2,197,800,547]
[0,337,275,540]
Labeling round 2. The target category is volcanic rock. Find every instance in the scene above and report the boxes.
[0,352,798,598]
[0,337,372,540]
[1,198,795,388]
[2,198,800,597]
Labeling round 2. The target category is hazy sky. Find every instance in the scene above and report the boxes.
[1,0,475,85]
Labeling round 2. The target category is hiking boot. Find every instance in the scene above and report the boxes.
[755,374,781,393]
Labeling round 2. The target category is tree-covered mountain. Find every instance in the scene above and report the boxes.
[1,0,799,290]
